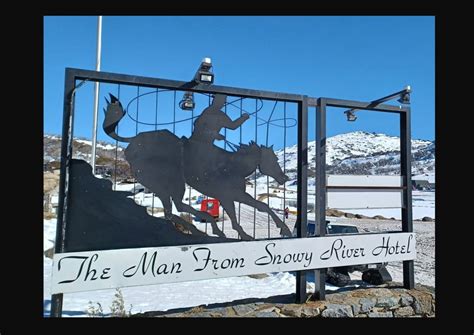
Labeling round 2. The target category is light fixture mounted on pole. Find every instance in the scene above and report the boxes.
[179,91,195,110]
[180,57,214,111]
[343,85,411,122]
[344,109,357,122]
[194,57,214,84]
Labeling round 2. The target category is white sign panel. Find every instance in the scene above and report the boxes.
[52,232,416,294]
[327,175,402,187]
[327,175,403,209]
[327,189,403,209]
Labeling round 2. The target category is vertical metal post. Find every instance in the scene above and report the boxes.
[283,102,287,225]
[91,15,103,174]
[400,106,415,289]
[50,69,76,317]
[253,99,257,238]
[314,98,327,300]
[295,96,308,303]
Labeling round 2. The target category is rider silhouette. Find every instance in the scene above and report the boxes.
[189,94,249,145]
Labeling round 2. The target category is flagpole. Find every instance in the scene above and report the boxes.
[91,15,102,174]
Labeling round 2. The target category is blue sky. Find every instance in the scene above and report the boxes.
[44,16,434,149]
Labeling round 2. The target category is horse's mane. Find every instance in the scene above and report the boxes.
[237,141,261,154]
[237,141,274,154]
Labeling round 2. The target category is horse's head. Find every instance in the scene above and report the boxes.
[258,145,289,185]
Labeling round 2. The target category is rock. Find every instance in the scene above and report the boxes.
[376,296,400,308]
[301,306,321,317]
[359,298,376,313]
[355,214,370,219]
[187,312,218,317]
[351,303,361,315]
[280,304,321,318]
[321,304,353,318]
[399,294,414,307]
[161,313,184,317]
[281,305,310,317]
[368,311,393,318]
[44,247,54,259]
[372,215,387,220]
[422,216,434,222]
[326,209,345,217]
[394,306,415,317]
[247,273,269,279]
[207,307,230,316]
[353,287,393,298]
[279,306,302,317]
[254,311,280,317]
[232,304,258,316]
[344,213,356,219]
[411,291,433,315]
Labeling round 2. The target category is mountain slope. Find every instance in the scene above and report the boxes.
[44,131,435,183]
[275,131,434,182]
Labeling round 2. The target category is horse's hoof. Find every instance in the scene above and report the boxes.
[212,229,226,238]
[239,233,253,241]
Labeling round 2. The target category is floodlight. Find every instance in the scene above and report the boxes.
[194,57,214,84]
[179,91,195,110]
[345,110,357,122]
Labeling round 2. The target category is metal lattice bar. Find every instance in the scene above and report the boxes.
[133,86,140,200]
[113,84,121,191]
[222,101,227,232]
[283,102,287,226]
[151,88,159,214]
[253,99,258,239]
[295,96,308,303]
[238,99,243,240]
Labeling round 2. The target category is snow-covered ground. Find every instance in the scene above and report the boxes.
[249,182,434,220]
[43,184,435,317]
[333,191,435,220]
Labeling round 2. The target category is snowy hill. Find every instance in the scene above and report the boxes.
[44,134,131,179]
[44,134,126,162]
[44,131,434,184]
[275,131,434,183]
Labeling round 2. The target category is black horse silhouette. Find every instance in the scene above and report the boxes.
[103,93,291,240]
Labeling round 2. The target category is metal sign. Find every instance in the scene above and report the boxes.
[103,94,291,240]
[50,67,415,317]
[52,232,416,294]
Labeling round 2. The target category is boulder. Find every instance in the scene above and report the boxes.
[321,304,353,318]
[394,306,415,317]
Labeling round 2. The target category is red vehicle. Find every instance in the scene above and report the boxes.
[200,198,220,219]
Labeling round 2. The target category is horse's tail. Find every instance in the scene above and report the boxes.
[102,93,133,143]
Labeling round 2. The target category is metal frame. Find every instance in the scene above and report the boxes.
[50,68,309,317]
[309,97,414,301]
[50,68,414,316]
